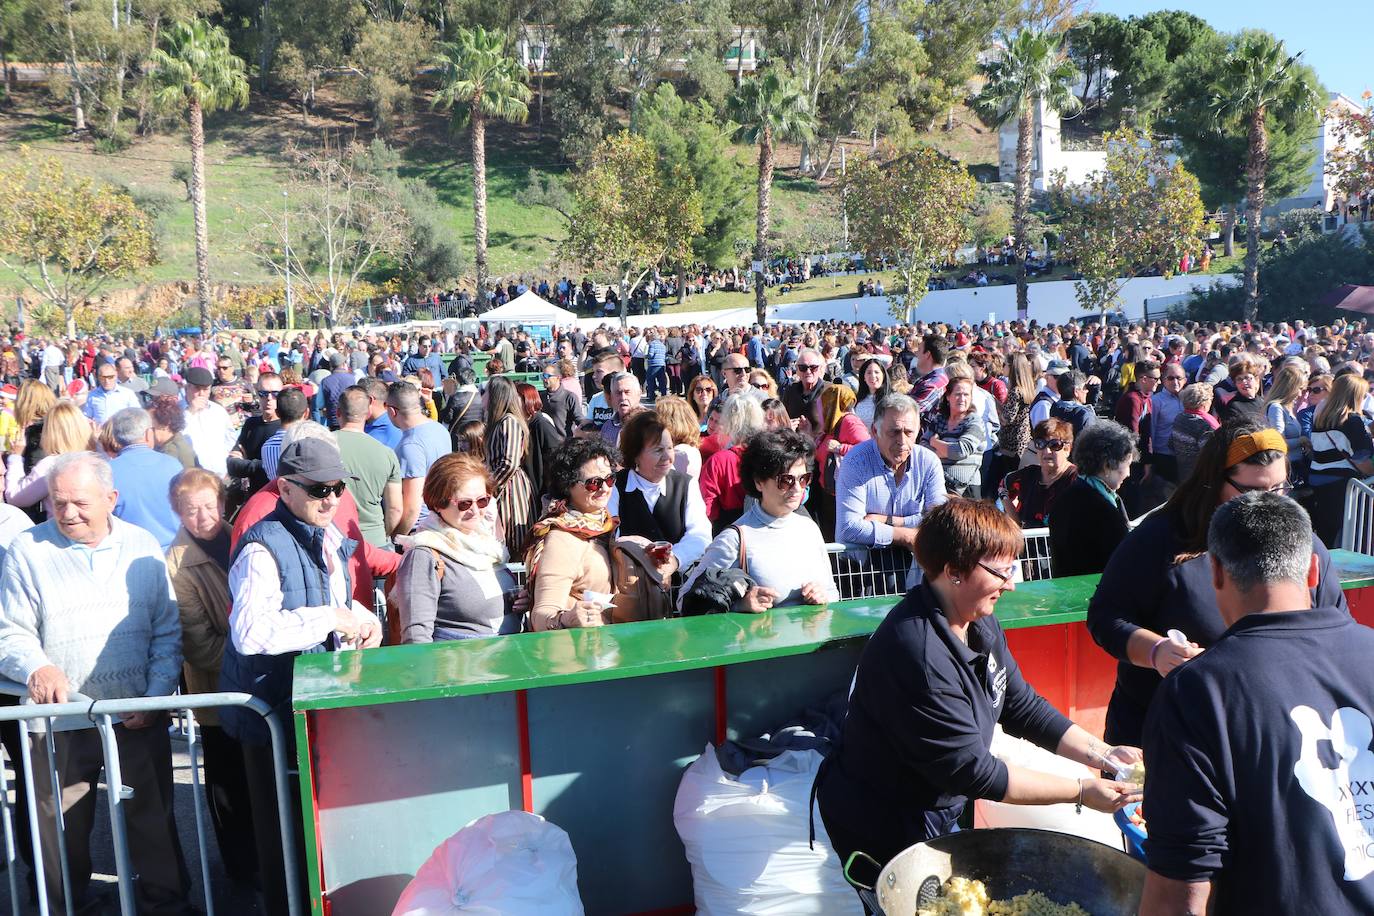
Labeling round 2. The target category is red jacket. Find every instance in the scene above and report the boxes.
[815,414,871,490]
[698,445,746,522]
[230,480,401,606]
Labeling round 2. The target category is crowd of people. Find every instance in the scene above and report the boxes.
[0,307,1367,912]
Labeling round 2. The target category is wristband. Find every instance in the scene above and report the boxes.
[1075,778,1085,815]
[1148,637,1169,672]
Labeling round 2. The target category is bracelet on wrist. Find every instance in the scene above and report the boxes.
[1148,637,1169,672]
[1075,778,1086,815]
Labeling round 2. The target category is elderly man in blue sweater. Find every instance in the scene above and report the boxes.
[109,406,185,549]
[0,451,189,914]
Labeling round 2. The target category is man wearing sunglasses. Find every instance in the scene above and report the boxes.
[781,347,831,424]
[224,436,382,914]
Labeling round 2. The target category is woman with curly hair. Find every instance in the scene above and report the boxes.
[524,436,622,631]
[149,395,198,469]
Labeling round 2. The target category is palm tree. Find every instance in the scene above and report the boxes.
[974,30,1080,319]
[432,28,531,311]
[1210,32,1317,321]
[728,70,816,328]
[149,20,248,334]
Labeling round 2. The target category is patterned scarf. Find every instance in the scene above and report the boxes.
[401,513,507,572]
[522,501,618,587]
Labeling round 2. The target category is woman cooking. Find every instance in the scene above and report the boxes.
[816,498,1139,878]
[1085,418,1347,748]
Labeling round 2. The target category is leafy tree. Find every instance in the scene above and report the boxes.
[149,18,249,334]
[1209,30,1321,320]
[1051,128,1206,313]
[1185,227,1374,324]
[559,131,703,325]
[615,0,726,127]
[1064,12,1122,116]
[431,25,531,306]
[514,169,573,218]
[974,28,1080,318]
[1327,95,1374,207]
[842,147,975,322]
[356,140,467,286]
[907,0,1009,132]
[345,18,435,134]
[242,144,413,326]
[728,69,816,326]
[547,0,617,163]
[635,82,752,269]
[1166,29,1317,257]
[759,0,861,173]
[0,151,158,337]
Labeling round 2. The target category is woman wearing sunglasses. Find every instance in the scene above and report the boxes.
[525,437,622,631]
[682,429,837,614]
[392,454,521,643]
[998,418,1078,528]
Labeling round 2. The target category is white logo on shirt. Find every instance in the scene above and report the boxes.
[988,654,1007,710]
[1291,705,1374,880]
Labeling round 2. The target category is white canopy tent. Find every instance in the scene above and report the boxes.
[480,291,578,326]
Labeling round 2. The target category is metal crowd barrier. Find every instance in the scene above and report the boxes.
[1342,477,1374,555]
[0,686,301,916]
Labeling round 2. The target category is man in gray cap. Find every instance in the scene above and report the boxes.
[222,436,381,916]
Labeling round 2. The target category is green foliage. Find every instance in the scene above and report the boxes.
[842,146,975,322]
[356,140,466,287]
[347,18,435,134]
[906,0,1009,130]
[965,183,1015,248]
[547,0,618,163]
[431,26,531,130]
[635,82,752,267]
[0,149,159,335]
[1051,128,1206,313]
[728,69,817,150]
[148,19,250,117]
[560,131,704,322]
[974,29,1081,128]
[1184,229,1374,324]
[514,170,573,217]
[1327,99,1374,204]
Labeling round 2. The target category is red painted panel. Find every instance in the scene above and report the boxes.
[516,689,533,813]
[1007,622,1116,739]
[713,667,727,746]
[1348,586,1374,628]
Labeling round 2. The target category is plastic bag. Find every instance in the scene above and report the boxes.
[973,726,1124,849]
[391,810,584,916]
[673,744,861,916]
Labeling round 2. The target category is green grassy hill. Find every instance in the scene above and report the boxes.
[0,87,1003,302]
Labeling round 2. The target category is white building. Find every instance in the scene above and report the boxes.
[997,92,1367,214]
[516,25,763,78]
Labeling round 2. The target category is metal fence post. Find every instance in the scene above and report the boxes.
[184,712,216,916]
[94,714,136,915]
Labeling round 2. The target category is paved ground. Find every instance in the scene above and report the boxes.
[0,724,265,915]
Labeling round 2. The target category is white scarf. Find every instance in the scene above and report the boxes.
[399,514,508,571]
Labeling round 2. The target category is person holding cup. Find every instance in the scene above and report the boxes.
[607,410,711,570]
[524,437,623,630]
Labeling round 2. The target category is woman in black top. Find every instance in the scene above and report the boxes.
[816,499,1139,874]
[1085,418,1348,748]
[1217,355,1266,424]
[999,418,1079,528]
[606,410,711,570]
[1048,421,1136,577]
[517,382,562,506]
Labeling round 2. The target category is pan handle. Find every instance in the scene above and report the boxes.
[842,850,882,892]
[842,850,886,913]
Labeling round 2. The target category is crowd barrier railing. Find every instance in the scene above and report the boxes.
[0,685,301,916]
[1343,477,1374,556]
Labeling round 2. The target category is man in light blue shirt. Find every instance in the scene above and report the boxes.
[389,382,451,532]
[107,407,183,549]
[835,394,946,592]
[83,361,141,424]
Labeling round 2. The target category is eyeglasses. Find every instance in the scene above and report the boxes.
[750,381,769,389]
[450,495,493,512]
[726,366,748,375]
[257,389,279,399]
[1164,375,1185,383]
[797,364,823,373]
[581,474,616,492]
[977,561,1018,585]
[1308,386,1328,394]
[1225,476,1293,497]
[289,480,347,500]
[1033,438,1069,452]
[1142,374,1161,381]
[774,472,812,490]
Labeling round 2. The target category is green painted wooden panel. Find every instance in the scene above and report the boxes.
[293,550,1374,712]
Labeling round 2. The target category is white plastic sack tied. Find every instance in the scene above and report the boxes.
[673,744,861,916]
[391,810,584,916]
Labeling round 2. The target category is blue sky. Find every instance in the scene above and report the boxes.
[1089,0,1371,103]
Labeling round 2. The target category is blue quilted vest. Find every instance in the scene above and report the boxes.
[219,504,357,745]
